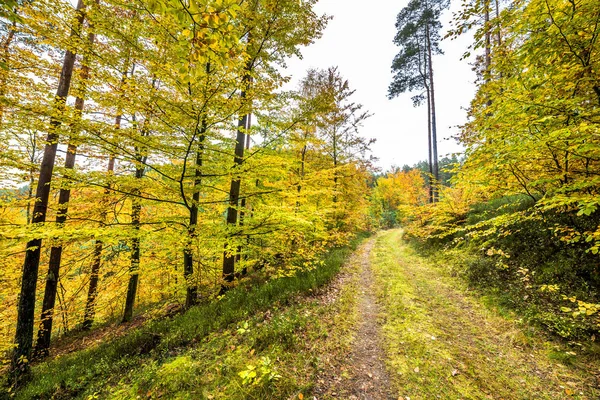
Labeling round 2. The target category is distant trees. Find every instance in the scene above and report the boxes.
[373,155,460,228]
[389,0,449,202]
[403,154,461,187]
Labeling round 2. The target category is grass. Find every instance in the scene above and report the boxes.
[3,233,368,399]
[371,229,600,400]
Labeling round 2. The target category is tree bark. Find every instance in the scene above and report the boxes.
[84,64,128,328]
[11,0,86,380]
[34,29,95,359]
[235,113,252,272]
[82,149,116,330]
[122,166,143,323]
[494,0,501,46]
[426,85,434,203]
[426,23,439,201]
[222,108,249,289]
[122,74,155,322]
[0,21,16,128]
[182,62,211,308]
[183,118,207,308]
[332,128,338,204]
[222,65,252,290]
[484,0,491,77]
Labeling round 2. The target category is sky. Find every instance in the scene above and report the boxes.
[283,0,477,172]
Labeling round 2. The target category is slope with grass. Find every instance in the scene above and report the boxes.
[372,229,600,400]
[3,235,369,399]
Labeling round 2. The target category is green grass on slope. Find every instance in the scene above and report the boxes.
[371,229,599,400]
[6,234,367,399]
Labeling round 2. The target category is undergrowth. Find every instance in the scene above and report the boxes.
[407,195,600,341]
[2,233,368,399]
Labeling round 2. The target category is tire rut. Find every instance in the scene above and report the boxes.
[314,239,395,399]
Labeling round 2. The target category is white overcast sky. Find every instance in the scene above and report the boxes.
[284,0,477,172]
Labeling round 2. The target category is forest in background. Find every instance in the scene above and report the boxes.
[1,0,600,395]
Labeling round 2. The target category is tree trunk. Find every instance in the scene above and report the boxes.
[34,30,95,359]
[494,0,501,46]
[83,65,128,328]
[426,85,434,204]
[332,129,338,204]
[82,150,116,330]
[122,74,155,322]
[122,167,143,323]
[235,113,252,273]
[0,21,16,127]
[183,117,207,308]
[296,131,308,210]
[418,39,433,203]
[11,0,86,380]
[484,0,491,77]
[222,108,249,289]
[182,62,211,308]
[426,23,439,201]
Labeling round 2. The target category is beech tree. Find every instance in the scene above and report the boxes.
[11,0,87,379]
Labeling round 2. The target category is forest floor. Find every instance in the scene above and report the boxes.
[8,230,600,399]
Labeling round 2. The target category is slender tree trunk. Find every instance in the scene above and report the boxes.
[484,0,491,77]
[183,62,211,307]
[426,24,439,201]
[83,65,128,328]
[494,0,501,46]
[183,118,207,308]
[222,108,249,289]
[221,59,253,289]
[0,21,16,128]
[222,65,253,290]
[235,114,252,272]
[122,166,143,323]
[26,144,37,225]
[122,74,155,322]
[82,149,116,330]
[34,30,95,360]
[426,86,434,204]
[296,133,308,210]
[418,40,433,203]
[11,0,85,380]
[83,64,129,328]
[332,130,338,204]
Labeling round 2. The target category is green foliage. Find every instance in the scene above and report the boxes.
[388,0,600,343]
[0,0,375,368]
[405,194,600,340]
[388,0,449,103]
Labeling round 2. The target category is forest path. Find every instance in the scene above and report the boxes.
[313,238,396,399]
[369,229,598,400]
